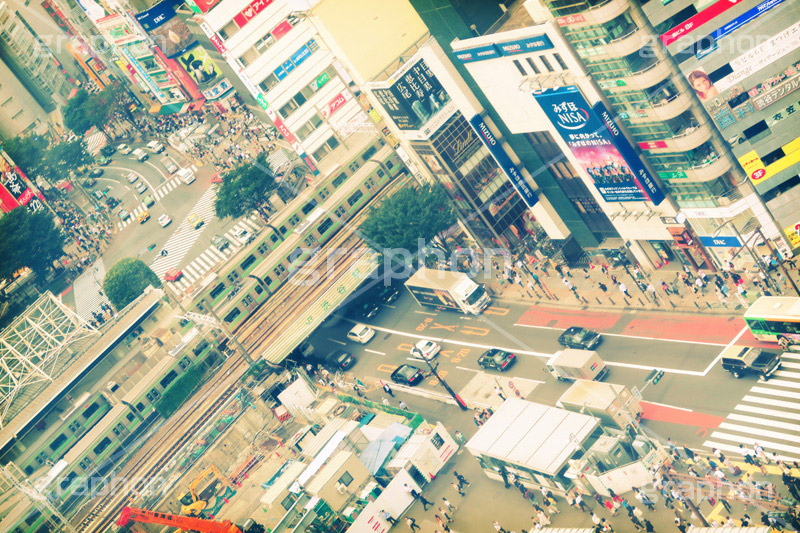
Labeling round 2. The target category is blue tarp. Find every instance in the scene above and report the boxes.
[359,423,412,474]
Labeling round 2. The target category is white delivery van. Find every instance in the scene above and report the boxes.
[146,140,165,153]
[177,168,195,185]
[546,349,608,382]
[132,148,148,162]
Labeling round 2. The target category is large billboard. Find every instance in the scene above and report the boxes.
[1,155,45,213]
[371,59,452,132]
[178,46,222,91]
[533,86,664,204]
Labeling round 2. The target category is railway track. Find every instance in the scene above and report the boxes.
[73,175,405,531]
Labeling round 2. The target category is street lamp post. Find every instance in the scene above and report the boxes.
[411,347,468,411]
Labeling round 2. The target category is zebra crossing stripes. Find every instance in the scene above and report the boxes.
[73,259,111,321]
[169,216,263,292]
[148,186,219,278]
[154,178,181,200]
[703,352,800,461]
[85,131,108,154]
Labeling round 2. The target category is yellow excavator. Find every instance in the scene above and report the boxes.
[179,465,232,516]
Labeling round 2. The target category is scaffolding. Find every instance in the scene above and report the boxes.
[0,292,98,428]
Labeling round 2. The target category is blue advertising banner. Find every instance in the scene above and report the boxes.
[533,86,662,204]
[699,235,742,247]
[134,0,177,30]
[455,35,554,63]
[591,102,665,205]
[469,115,539,208]
[496,34,554,55]
[454,44,501,63]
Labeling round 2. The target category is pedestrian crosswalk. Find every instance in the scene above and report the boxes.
[704,352,800,461]
[116,178,183,230]
[85,131,108,155]
[169,216,263,292]
[73,258,111,321]
[148,186,219,279]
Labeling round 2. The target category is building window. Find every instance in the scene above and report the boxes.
[553,53,569,70]
[259,73,279,93]
[240,254,256,271]
[281,494,297,511]
[525,57,540,74]
[431,433,444,450]
[512,59,526,75]
[218,20,239,40]
[312,137,339,161]
[296,113,323,139]
[338,471,354,487]
[301,201,318,215]
[318,217,333,235]
[540,55,554,72]
[209,283,226,299]
[93,437,111,456]
[224,308,241,323]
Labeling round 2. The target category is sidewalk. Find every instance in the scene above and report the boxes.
[477,255,800,315]
[341,381,800,532]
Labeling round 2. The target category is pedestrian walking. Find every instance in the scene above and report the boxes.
[451,481,465,496]
[438,507,452,522]
[536,509,550,527]
[405,517,420,532]
[590,512,601,526]
[619,282,631,298]
[643,518,654,532]
[398,400,409,410]
[382,398,391,407]
[575,493,589,512]
[379,510,397,525]
[598,281,608,293]
[383,383,394,397]
[494,385,507,401]
[442,497,456,511]
[453,471,470,487]
[720,497,732,513]
[419,494,433,510]
[492,520,507,533]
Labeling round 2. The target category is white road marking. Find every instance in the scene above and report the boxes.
[733,404,800,421]
[750,386,800,400]
[773,370,800,379]
[717,422,800,445]
[781,361,800,369]
[740,395,800,410]
[364,349,385,355]
[706,431,800,456]
[514,322,729,347]
[727,413,800,433]
[414,310,438,316]
[701,441,796,462]
[703,325,749,376]
[366,324,700,374]
[759,378,800,390]
[328,338,346,346]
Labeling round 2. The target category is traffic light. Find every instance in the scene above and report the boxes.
[645,369,658,383]
[652,370,665,385]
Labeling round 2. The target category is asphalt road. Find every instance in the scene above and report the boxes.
[306,289,767,451]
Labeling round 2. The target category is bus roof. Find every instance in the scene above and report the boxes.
[744,296,800,319]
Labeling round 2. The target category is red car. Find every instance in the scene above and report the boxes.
[164,268,183,282]
[211,172,223,184]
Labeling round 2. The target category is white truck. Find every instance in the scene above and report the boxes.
[557,379,641,429]
[546,349,608,382]
[405,268,491,315]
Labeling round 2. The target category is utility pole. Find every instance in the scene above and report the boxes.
[412,347,468,411]
[755,226,800,296]
[180,310,253,365]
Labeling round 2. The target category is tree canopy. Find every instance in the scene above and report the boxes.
[0,136,48,175]
[360,182,457,255]
[63,90,111,136]
[40,140,93,183]
[103,258,161,310]
[0,208,65,281]
[214,152,277,222]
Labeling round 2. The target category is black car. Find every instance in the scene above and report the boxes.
[100,145,116,157]
[477,349,516,371]
[324,350,356,370]
[351,300,380,321]
[558,327,602,350]
[105,196,120,209]
[373,284,400,304]
[721,347,781,380]
[89,167,104,177]
[391,364,424,386]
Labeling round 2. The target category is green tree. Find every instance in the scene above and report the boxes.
[103,258,161,310]
[214,152,277,222]
[360,183,457,254]
[62,90,111,136]
[0,208,65,281]
[41,140,93,183]
[0,136,48,175]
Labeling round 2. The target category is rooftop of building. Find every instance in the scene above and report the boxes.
[0,288,164,456]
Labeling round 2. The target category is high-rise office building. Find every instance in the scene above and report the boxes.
[0,2,73,108]
[638,0,800,256]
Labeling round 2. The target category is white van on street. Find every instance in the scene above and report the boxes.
[146,140,165,153]
[177,168,195,184]
[132,148,148,162]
